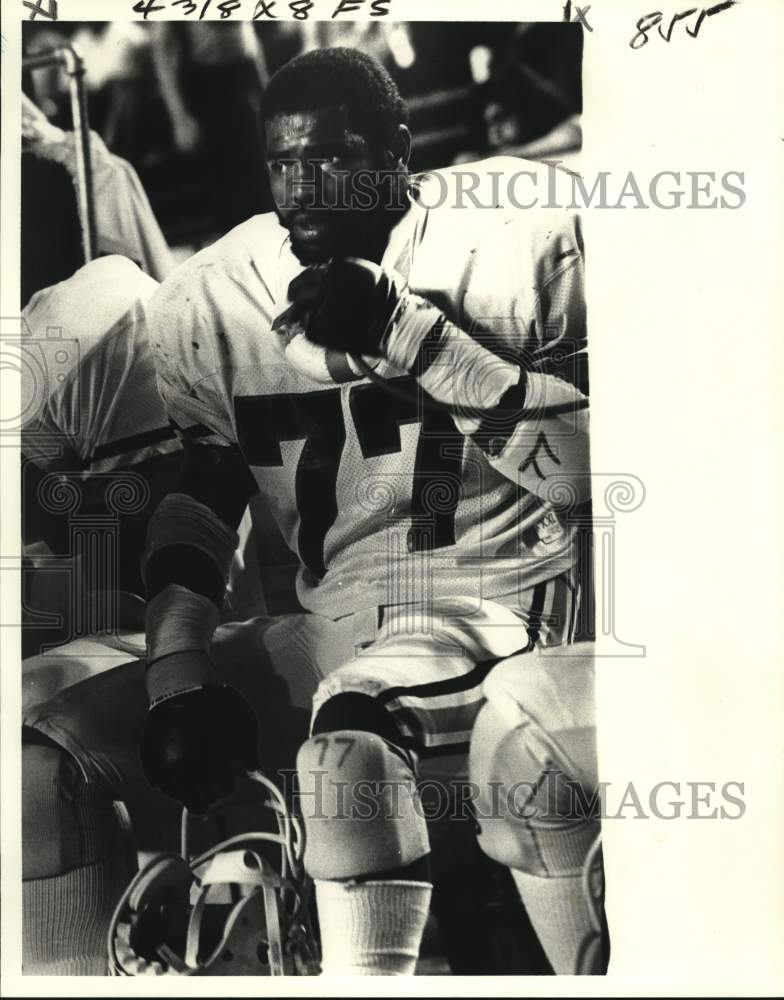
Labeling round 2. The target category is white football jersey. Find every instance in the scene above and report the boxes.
[148,158,588,620]
[21,255,179,473]
[20,255,268,619]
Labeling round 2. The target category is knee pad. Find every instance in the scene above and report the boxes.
[23,733,133,880]
[296,730,430,881]
[470,643,600,877]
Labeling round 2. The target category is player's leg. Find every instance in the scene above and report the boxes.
[470,641,608,974]
[210,610,356,779]
[297,692,433,975]
[296,595,533,975]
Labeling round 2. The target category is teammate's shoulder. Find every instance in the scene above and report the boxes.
[26,254,156,307]
[83,254,154,281]
[24,255,158,346]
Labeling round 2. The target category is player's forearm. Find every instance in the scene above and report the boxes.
[142,493,238,704]
[141,443,258,705]
[144,437,257,595]
[288,257,590,502]
[471,371,591,503]
[384,311,520,413]
[387,317,591,502]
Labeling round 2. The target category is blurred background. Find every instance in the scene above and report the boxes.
[22,19,583,258]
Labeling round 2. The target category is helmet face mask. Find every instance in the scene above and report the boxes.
[109,771,320,976]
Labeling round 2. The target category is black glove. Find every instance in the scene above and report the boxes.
[140,684,260,815]
[284,257,403,357]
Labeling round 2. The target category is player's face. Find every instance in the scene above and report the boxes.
[265,106,402,265]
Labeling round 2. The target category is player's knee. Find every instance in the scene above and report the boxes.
[22,728,130,880]
[312,692,403,743]
[470,657,600,877]
[296,721,429,881]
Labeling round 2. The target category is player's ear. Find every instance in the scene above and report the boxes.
[386,125,412,170]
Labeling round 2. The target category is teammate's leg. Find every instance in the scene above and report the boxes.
[470,642,607,974]
[21,651,165,974]
[22,727,137,974]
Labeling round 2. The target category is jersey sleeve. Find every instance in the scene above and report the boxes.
[457,204,590,504]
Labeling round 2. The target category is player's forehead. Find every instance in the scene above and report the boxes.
[264,105,368,158]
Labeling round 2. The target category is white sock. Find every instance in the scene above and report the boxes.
[23,856,134,975]
[22,739,137,976]
[511,869,603,975]
[316,879,432,975]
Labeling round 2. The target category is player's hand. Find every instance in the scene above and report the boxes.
[140,684,260,815]
[285,257,405,358]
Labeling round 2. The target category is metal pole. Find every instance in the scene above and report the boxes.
[61,46,96,263]
[22,46,97,263]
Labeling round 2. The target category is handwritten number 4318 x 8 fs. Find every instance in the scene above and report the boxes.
[631,0,736,48]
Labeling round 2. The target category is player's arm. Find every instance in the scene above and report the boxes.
[139,275,262,814]
[139,436,262,814]
[453,248,590,503]
[284,252,590,506]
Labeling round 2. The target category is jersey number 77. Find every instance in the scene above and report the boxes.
[234,378,463,579]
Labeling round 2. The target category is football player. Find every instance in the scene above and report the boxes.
[22,48,593,975]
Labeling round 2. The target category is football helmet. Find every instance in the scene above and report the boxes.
[108,770,319,976]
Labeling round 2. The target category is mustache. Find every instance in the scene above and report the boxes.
[292,212,331,225]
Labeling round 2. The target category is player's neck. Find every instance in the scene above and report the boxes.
[364,205,409,264]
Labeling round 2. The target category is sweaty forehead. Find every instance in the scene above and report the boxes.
[264,106,365,156]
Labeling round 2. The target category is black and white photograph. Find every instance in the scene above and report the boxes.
[1,0,783,994]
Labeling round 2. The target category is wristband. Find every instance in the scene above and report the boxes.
[146,651,217,708]
[145,584,220,706]
[142,493,239,588]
